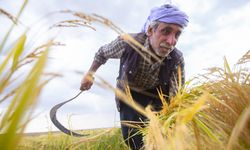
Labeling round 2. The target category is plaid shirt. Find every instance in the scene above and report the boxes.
[94,33,185,96]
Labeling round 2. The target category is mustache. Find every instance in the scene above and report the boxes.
[159,43,174,50]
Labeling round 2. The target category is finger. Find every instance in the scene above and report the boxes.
[80,87,84,91]
[80,85,86,91]
[80,85,91,91]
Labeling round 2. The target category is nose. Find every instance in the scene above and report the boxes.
[165,34,176,46]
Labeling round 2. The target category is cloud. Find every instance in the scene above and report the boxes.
[177,0,250,78]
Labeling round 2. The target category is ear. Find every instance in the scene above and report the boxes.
[146,26,153,36]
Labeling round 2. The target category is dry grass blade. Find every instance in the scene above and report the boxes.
[157,88,169,114]
[67,128,113,150]
[92,13,124,34]
[224,57,235,82]
[0,87,17,103]
[144,106,167,150]
[0,0,28,53]
[94,74,147,117]
[0,8,18,24]
[57,10,162,65]
[18,41,65,67]
[59,10,124,35]
[120,120,145,129]
[142,51,250,149]
[237,50,250,65]
[50,20,96,31]
[227,106,250,150]
[39,73,62,88]
[121,34,161,64]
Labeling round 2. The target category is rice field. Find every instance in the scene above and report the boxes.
[16,128,128,150]
[1,1,250,150]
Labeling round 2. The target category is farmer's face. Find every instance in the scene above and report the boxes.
[147,22,183,57]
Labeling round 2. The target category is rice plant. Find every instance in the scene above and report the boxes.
[0,1,57,149]
[16,128,127,150]
[1,2,249,150]
[141,51,250,150]
[57,9,250,150]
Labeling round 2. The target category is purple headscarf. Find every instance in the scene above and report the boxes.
[142,4,189,32]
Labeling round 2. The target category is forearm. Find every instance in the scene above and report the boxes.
[86,60,102,76]
[80,60,102,91]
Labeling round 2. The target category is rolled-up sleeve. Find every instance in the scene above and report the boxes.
[94,36,127,64]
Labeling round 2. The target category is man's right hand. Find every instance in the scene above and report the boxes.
[80,73,94,91]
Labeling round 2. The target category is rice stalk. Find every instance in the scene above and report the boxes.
[0,8,18,24]
[94,74,147,117]
[143,106,167,150]
[0,0,28,53]
[0,41,50,150]
[227,106,250,150]
[67,128,113,150]
[0,35,27,108]
[52,10,162,64]
[237,50,250,65]
[142,52,250,150]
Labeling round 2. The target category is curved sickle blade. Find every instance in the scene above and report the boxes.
[50,91,89,137]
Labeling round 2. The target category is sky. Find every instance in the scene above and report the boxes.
[0,0,250,133]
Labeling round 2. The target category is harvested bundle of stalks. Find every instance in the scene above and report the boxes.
[142,51,250,150]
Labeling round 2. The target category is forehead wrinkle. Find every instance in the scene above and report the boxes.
[159,24,183,34]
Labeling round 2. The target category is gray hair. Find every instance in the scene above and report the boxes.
[149,20,161,31]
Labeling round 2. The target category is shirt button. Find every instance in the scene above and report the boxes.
[129,71,132,74]
[164,82,167,85]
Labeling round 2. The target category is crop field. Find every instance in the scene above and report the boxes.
[16,128,128,150]
[1,1,249,150]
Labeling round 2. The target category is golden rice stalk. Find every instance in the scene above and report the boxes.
[121,34,161,63]
[50,19,96,31]
[55,10,161,64]
[94,74,147,117]
[0,0,28,53]
[227,106,250,150]
[237,50,250,65]
[0,8,18,24]
[177,92,207,124]
[141,51,249,150]
[17,41,65,69]
[144,106,167,150]
[67,128,113,150]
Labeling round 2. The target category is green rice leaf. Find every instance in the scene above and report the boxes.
[11,34,26,71]
[194,117,221,143]
[0,42,49,150]
[0,34,26,94]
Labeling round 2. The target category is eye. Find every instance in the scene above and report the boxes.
[175,31,182,39]
[160,28,171,35]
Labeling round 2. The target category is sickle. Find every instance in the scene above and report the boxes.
[50,91,89,137]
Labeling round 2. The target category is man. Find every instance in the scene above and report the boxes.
[80,4,189,150]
